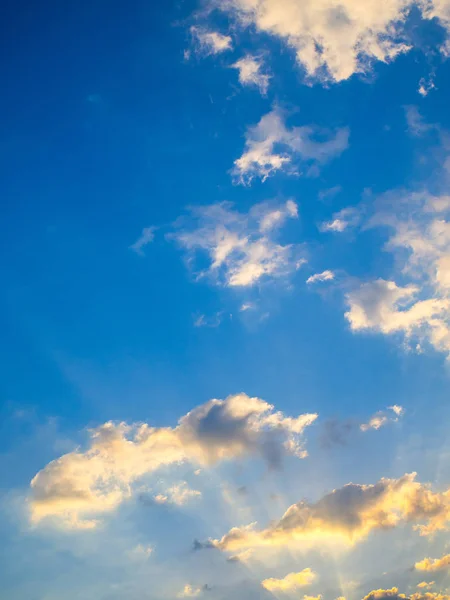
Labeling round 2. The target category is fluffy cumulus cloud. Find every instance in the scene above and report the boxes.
[360,405,404,431]
[362,588,450,600]
[231,55,270,93]
[214,0,450,83]
[211,473,450,552]
[416,554,450,572]
[262,568,316,592]
[190,26,233,55]
[29,393,317,528]
[345,192,450,357]
[170,199,305,287]
[232,109,349,184]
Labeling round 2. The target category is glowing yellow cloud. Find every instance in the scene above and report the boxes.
[212,473,450,552]
[262,568,316,591]
[416,554,450,572]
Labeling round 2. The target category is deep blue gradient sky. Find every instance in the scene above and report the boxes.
[2,1,450,599]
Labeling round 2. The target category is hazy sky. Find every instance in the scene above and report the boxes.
[2,1,450,599]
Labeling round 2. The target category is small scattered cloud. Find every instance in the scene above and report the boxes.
[319,207,361,232]
[360,405,404,431]
[307,270,335,284]
[417,583,435,589]
[170,200,304,288]
[318,185,342,202]
[190,26,232,55]
[418,74,437,97]
[262,568,316,592]
[231,55,270,94]
[232,108,349,185]
[416,554,450,572]
[194,312,223,328]
[129,226,156,256]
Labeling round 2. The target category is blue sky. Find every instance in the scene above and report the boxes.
[2,1,450,599]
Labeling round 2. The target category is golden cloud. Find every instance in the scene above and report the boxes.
[212,473,450,552]
[416,554,450,572]
[262,568,316,591]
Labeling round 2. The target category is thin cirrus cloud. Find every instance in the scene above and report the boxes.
[210,472,450,552]
[190,26,233,55]
[129,226,156,256]
[29,393,317,529]
[232,108,349,185]
[212,0,450,83]
[152,481,202,506]
[262,568,316,592]
[231,55,270,94]
[170,199,305,287]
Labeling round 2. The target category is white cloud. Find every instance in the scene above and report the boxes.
[345,279,450,355]
[319,207,361,232]
[29,393,317,528]
[215,0,450,83]
[212,472,450,552]
[306,270,335,284]
[190,26,233,55]
[232,109,349,185]
[262,569,316,592]
[360,405,404,431]
[344,191,450,356]
[129,227,156,256]
[231,55,270,93]
[171,200,304,287]
[153,482,201,506]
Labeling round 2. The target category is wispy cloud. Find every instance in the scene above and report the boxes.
[231,55,270,94]
[360,405,404,432]
[170,199,304,287]
[306,270,335,284]
[232,109,349,185]
[190,26,232,55]
[129,226,156,256]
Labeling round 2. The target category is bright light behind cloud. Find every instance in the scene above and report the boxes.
[29,394,317,528]
[212,473,450,552]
